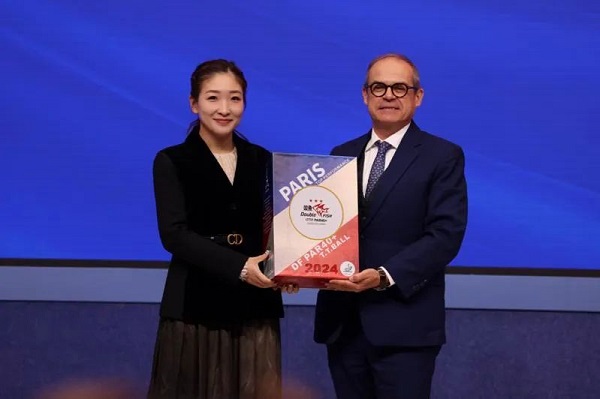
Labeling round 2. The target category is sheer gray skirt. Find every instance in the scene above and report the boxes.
[147,318,281,399]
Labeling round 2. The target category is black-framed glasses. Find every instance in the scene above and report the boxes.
[365,82,418,98]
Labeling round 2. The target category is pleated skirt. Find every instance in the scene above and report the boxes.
[147,318,281,399]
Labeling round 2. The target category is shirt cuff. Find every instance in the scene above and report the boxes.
[380,266,395,286]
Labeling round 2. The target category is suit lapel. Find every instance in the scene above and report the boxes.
[362,123,422,229]
[184,127,237,189]
[353,134,371,204]
[232,134,255,188]
[357,150,366,203]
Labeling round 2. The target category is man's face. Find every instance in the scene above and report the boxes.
[362,57,424,134]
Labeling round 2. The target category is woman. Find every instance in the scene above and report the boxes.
[148,59,292,399]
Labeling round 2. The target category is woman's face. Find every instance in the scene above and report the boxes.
[190,72,244,139]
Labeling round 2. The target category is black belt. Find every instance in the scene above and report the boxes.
[205,233,244,246]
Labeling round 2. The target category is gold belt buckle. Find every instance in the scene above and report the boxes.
[227,233,243,245]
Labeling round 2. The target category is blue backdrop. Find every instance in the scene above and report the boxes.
[1,0,599,269]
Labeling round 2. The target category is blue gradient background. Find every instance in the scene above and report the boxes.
[1,0,599,269]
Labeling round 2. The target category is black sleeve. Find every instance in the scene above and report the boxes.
[152,151,247,283]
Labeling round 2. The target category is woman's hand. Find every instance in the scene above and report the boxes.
[242,250,276,288]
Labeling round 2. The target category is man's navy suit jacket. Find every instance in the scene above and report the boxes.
[314,122,468,347]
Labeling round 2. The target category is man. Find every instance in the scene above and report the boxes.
[314,53,468,399]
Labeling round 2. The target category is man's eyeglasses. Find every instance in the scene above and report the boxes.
[364,82,419,98]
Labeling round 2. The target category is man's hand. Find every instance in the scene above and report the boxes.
[325,268,380,292]
[243,251,276,288]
